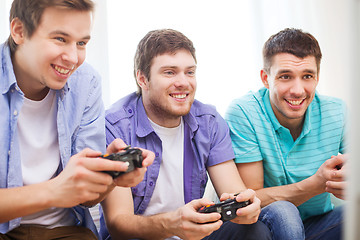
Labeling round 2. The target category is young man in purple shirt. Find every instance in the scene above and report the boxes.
[100,29,271,240]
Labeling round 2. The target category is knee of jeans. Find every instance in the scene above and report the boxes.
[260,201,302,225]
[260,201,304,239]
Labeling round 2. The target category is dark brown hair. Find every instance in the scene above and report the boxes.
[134,29,196,94]
[7,0,94,53]
[263,28,322,73]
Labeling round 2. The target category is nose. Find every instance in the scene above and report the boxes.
[174,72,190,88]
[289,78,305,97]
[62,44,79,66]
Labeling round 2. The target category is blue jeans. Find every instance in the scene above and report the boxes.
[202,220,271,240]
[259,201,343,240]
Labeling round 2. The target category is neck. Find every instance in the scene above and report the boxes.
[282,119,304,141]
[12,51,50,101]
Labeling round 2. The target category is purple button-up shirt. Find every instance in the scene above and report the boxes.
[100,92,234,239]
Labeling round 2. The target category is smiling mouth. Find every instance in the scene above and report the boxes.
[286,99,305,106]
[52,64,74,75]
[170,93,188,99]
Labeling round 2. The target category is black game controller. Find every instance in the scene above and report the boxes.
[198,196,250,221]
[100,146,143,178]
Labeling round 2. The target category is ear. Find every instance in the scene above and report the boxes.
[260,69,270,89]
[136,70,149,91]
[10,18,26,45]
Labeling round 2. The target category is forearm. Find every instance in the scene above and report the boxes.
[0,182,53,223]
[256,174,324,207]
[106,212,176,240]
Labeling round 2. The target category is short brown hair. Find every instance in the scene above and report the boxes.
[263,28,322,73]
[7,0,94,53]
[134,29,197,94]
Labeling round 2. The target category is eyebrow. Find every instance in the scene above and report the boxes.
[277,69,316,75]
[160,65,197,70]
[49,30,91,40]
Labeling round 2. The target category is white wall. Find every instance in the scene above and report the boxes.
[346,0,360,239]
[104,0,353,115]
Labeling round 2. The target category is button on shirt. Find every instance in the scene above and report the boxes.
[0,43,106,236]
[99,92,235,240]
[225,87,347,220]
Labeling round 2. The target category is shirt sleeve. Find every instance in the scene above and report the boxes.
[73,70,106,154]
[225,99,263,163]
[205,110,235,167]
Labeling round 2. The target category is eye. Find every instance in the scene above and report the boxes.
[77,41,88,47]
[187,70,196,76]
[55,37,65,42]
[164,70,175,76]
[303,74,314,79]
[279,75,290,80]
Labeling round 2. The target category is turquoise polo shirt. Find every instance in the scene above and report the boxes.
[225,87,347,220]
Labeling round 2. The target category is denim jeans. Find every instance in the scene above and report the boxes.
[259,201,343,240]
[202,220,272,240]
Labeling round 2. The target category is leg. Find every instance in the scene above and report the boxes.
[0,234,11,240]
[202,220,271,240]
[259,201,305,240]
[304,206,343,240]
[2,226,97,240]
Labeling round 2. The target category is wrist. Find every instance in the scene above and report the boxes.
[298,174,324,196]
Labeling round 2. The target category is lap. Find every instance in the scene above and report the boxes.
[0,225,97,240]
[304,205,343,240]
[202,220,271,240]
[258,201,343,240]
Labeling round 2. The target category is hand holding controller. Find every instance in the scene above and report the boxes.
[198,194,250,221]
[100,146,143,178]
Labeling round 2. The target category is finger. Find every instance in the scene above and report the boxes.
[106,138,128,154]
[236,189,255,202]
[196,218,223,232]
[219,192,231,202]
[192,198,216,210]
[113,168,146,187]
[84,157,129,173]
[139,149,155,167]
[326,156,344,170]
[179,218,222,239]
[236,196,260,217]
[331,168,345,180]
[326,187,343,197]
[326,180,345,192]
[77,148,102,158]
[196,211,222,224]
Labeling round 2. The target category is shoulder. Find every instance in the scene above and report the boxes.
[314,93,346,106]
[190,100,219,117]
[189,100,230,135]
[226,89,265,119]
[105,92,139,124]
[312,93,347,115]
[66,62,101,91]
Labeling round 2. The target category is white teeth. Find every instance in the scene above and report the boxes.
[172,94,186,99]
[54,65,71,74]
[287,99,303,105]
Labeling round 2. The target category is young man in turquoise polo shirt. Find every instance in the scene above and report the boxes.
[225,28,347,240]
